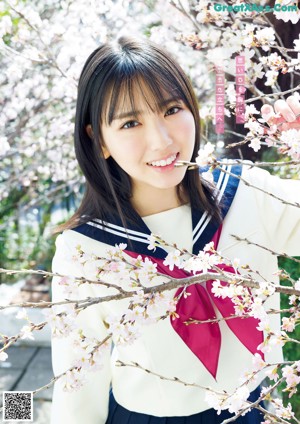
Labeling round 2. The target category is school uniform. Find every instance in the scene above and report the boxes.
[51,163,300,423]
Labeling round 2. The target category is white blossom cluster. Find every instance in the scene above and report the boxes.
[0,239,300,419]
[1,0,300,212]
[1,0,300,272]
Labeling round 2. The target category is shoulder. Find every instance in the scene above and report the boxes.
[53,228,111,271]
[239,162,294,195]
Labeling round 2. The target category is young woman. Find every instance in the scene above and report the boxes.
[51,36,300,423]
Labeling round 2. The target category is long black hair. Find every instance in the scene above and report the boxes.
[58,36,221,232]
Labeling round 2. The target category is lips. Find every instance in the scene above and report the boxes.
[147,153,178,167]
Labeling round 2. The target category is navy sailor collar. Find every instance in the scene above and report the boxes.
[73,163,242,259]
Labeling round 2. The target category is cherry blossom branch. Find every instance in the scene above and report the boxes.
[215,165,300,209]
[115,359,211,390]
[0,334,112,414]
[185,307,293,326]
[176,160,300,208]
[115,361,292,424]
[169,0,202,32]
[1,264,300,312]
[245,84,300,103]
[222,377,291,424]
[0,321,48,351]
[224,135,268,148]
[0,43,46,64]
[176,156,300,170]
[218,159,299,168]
[231,236,300,264]
[5,2,74,81]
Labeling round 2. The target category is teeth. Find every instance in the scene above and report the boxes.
[149,154,177,167]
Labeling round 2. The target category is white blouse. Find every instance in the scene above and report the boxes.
[51,165,300,423]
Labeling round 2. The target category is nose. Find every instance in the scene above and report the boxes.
[146,116,173,151]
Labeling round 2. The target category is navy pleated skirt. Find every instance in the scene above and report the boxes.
[106,387,264,424]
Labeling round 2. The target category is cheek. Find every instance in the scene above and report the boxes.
[105,136,144,166]
[178,113,196,144]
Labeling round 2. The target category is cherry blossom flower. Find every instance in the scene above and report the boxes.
[206,386,251,416]
[240,369,257,385]
[203,241,215,253]
[265,70,279,87]
[16,308,28,320]
[44,305,78,338]
[282,365,300,389]
[258,340,272,354]
[226,83,236,104]
[74,349,92,371]
[269,333,286,348]
[255,27,275,51]
[199,105,214,120]
[252,353,266,371]
[273,397,295,420]
[147,234,159,251]
[265,366,279,382]
[244,119,265,135]
[90,344,109,371]
[163,249,182,271]
[226,386,250,414]
[255,281,276,297]
[183,250,219,274]
[249,137,262,152]
[204,390,225,415]
[20,325,35,340]
[280,129,300,160]
[244,104,260,120]
[61,368,87,393]
[0,137,10,156]
[281,316,296,332]
[0,351,8,362]
[211,279,226,298]
[294,35,300,52]
[232,257,240,271]
[256,318,271,333]
[273,0,300,24]
[140,257,158,274]
[124,306,146,323]
[195,142,215,167]
[250,298,268,321]
[251,62,264,80]
[201,170,214,184]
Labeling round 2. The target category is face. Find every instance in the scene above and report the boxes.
[100,83,196,215]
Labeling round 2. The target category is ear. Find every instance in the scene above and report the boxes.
[102,146,111,159]
[86,124,94,139]
[86,124,111,159]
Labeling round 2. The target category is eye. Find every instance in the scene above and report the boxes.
[121,120,139,130]
[165,106,182,116]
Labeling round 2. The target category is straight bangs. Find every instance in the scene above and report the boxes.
[101,69,191,129]
[98,56,195,132]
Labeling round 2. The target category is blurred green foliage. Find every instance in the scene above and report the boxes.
[278,256,300,420]
[262,148,300,419]
[0,186,77,284]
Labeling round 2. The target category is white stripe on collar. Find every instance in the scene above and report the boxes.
[192,164,232,244]
[92,218,150,240]
[87,220,151,245]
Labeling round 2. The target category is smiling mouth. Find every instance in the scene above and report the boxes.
[147,153,178,167]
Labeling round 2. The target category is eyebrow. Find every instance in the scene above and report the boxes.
[112,97,182,122]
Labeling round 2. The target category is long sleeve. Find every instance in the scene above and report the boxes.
[245,165,300,256]
[50,232,112,424]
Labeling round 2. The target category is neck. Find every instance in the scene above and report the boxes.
[131,185,188,217]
